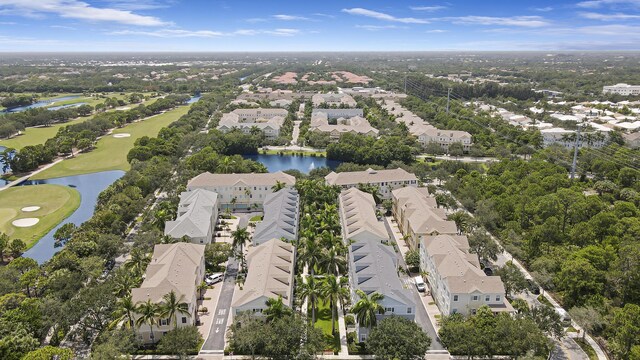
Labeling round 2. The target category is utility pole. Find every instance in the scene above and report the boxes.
[571,124,582,180]
[446,88,451,114]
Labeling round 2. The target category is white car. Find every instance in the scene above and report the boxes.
[205,273,224,285]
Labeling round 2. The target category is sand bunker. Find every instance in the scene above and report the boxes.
[12,218,40,227]
[21,206,41,212]
[113,133,131,138]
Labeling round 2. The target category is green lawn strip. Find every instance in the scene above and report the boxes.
[0,116,93,150]
[32,105,191,180]
[574,338,598,360]
[311,299,340,353]
[249,215,262,221]
[0,184,80,248]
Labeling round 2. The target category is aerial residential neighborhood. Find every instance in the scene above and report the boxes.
[1,1,640,360]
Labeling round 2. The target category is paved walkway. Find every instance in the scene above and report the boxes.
[0,157,65,191]
[292,120,301,145]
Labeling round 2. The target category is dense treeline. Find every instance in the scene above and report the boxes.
[1,95,36,109]
[2,95,190,173]
[445,153,640,359]
[406,75,543,101]
[0,104,94,139]
[326,133,418,167]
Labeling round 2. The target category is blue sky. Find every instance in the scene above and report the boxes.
[0,0,639,51]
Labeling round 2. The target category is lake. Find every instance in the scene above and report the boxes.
[2,95,81,113]
[244,154,341,173]
[20,170,125,263]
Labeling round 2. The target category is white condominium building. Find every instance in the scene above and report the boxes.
[164,189,218,245]
[326,168,418,199]
[217,108,289,139]
[420,234,514,316]
[310,111,378,140]
[252,188,300,246]
[187,171,296,211]
[312,93,357,107]
[603,84,640,96]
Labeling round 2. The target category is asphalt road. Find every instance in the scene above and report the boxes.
[201,256,239,352]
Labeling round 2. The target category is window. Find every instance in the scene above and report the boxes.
[407,307,412,314]
[485,295,490,302]
[453,295,458,301]
[496,295,501,301]
[182,317,187,324]
[361,334,367,342]
[160,319,169,326]
[473,295,478,301]
[385,307,394,313]
[471,309,477,315]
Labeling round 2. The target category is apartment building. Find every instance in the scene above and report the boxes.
[338,188,415,342]
[411,124,473,152]
[312,93,357,107]
[217,108,288,139]
[187,171,296,211]
[164,189,218,245]
[392,187,457,250]
[603,83,640,96]
[252,188,300,246]
[231,238,295,318]
[420,234,514,316]
[131,243,205,343]
[326,168,418,200]
[311,108,364,119]
[309,112,378,140]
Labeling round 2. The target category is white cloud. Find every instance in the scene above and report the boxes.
[579,11,640,19]
[313,13,335,18]
[577,0,640,8]
[273,14,309,21]
[265,28,300,36]
[109,28,301,38]
[576,24,640,34]
[426,29,447,33]
[533,6,554,11]
[0,0,169,26]
[410,5,447,11]
[342,8,429,24]
[50,24,76,30]
[444,15,549,27]
[104,0,175,11]
[355,24,406,31]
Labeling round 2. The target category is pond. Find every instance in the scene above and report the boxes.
[187,95,201,104]
[244,154,342,174]
[20,170,125,264]
[1,95,81,113]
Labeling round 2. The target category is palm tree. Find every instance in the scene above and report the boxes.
[263,296,292,322]
[109,295,137,330]
[135,299,160,344]
[447,211,471,235]
[197,281,208,300]
[113,273,136,297]
[160,290,190,329]
[152,201,176,229]
[232,227,251,271]
[125,249,151,277]
[319,247,347,276]
[218,157,235,174]
[300,238,323,276]
[299,276,321,324]
[351,289,385,329]
[271,180,286,192]
[320,275,350,334]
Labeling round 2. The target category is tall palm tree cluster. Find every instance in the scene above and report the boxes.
[109,252,191,345]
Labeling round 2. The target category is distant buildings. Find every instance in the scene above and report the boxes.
[420,234,513,316]
[253,188,300,246]
[231,238,295,318]
[325,168,418,199]
[187,171,296,210]
[540,127,609,149]
[311,108,363,119]
[312,93,357,107]
[309,111,378,140]
[217,108,288,139]
[164,189,218,245]
[603,84,640,96]
[132,243,205,343]
[338,188,415,342]
[623,132,640,148]
[392,187,457,250]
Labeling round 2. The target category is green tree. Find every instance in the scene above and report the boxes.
[160,290,190,330]
[232,227,250,271]
[320,275,350,334]
[0,232,9,261]
[318,247,347,276]
[135,299,160,344]
[22,346,74,360]
[610,304,640,360]
[53,223,77,245]
[351,289,385,329]
[367,316,431,360]
[496,261,528,298]
[569,306,602,340]
[299,275,322,324]
[157,326,202,358]
[263,296,292,322]
[556,257,603,307]
[109,295,137,330]
[271,180,286,192]
[468,230,499,265]
[449,142,465,158]
[125,248,151,277]
[8,239,26,258]
[405,249,421,271]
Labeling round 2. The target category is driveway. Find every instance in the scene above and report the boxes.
[200,256,239,354]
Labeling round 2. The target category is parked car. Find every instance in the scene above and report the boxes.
[414,276,426,292]
[483,267,494,276]
[206,273,224,285]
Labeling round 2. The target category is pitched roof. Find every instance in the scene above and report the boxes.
[232,239,296,308]
[164,189,217,239]
[339,188,388,242]
[187,171,295,188]
[131,243,205,304]
[392,187,457,235]
[253,188,300,245]
[326,168,418,186]
[423,234,505,294]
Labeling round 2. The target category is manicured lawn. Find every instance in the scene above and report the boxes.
[249,215,263,221]
[32,105,191,180]
[0,184,80,248]
[0,116,92,150]
[311,300,340,353]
